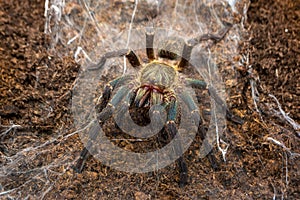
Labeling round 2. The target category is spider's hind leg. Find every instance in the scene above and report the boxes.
[89,49,141,70]
[146,27,155,61]
[177,22,233,69]
[195,22,232,43]
[177,40,194,70]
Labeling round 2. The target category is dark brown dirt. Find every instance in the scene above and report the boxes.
[0,0,299,199]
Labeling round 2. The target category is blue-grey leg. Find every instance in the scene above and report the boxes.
[185,78,244,124]
[179,88,222,171]
[96,75,133,113]
[150,103,168,133]
[178,90,203,127]
[185,78,207,89]
[207,85,244,124]
[164,98,188,187]
[74,85,132,173]
[73,121,100,173]
[184,79,244,170]
[112,89,137,129]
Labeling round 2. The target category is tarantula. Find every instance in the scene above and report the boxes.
[74,23,242,187]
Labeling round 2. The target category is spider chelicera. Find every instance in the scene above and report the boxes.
[74,22,243,187]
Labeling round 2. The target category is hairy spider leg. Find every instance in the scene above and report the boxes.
[96,75,133,113]
[184,78,245,171]
[178,90,202,127]
[185,78,244,124]
[207,85,244,125]
[178,89,216,172]
[74,81,132,172]
[179,83,222,170]
[146,28,155,61]
[117,89,190,186]
[150,103,168,130]
[162,98,189,187]
[177,40,194,70]
[194,22,232,43]
[116,89,188,187]
[185,78,207,89]
[177,22,233,69]
[116,89,137,114]
[89,49,141,70]
[74,120,100,173]
[111,89,136,129]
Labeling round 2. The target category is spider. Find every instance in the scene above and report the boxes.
[74,22,243,187]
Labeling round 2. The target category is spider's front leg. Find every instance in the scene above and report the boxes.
[164,97,189,187]
[96,75,132,112]
[73,77,132,173]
